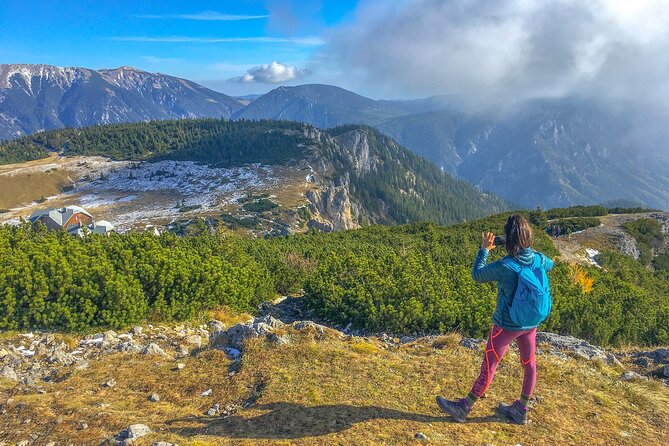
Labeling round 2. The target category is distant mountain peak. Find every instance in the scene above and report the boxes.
[0,63,243,140]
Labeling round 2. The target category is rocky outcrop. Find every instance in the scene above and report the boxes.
[306,186,359,231]
[332,129,377,175]
[536,332,607,361]
[0,323,214,387]
[209,313,336,353]
[617,232,641,259]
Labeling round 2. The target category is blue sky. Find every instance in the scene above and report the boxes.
[0,0,359,95]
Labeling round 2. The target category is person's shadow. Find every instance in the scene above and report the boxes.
[167,402,499,439]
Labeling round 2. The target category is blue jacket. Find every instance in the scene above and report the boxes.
[472,247,554,330]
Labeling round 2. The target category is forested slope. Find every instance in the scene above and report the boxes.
[2,211,667,346]
[0,119,510,225]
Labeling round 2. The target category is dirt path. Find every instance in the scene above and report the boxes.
[551,212,668,265]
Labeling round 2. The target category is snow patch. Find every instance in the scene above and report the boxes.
[585,248,600,266]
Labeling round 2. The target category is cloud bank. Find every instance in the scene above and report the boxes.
[231,61,308,83]
[325,0,669,105]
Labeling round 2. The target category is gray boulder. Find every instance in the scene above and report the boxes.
[621,371,648,381]
[142,343,166,356]
[209,320,226,333]
[116,341,143,354]
[292,320,327,334]
[186,335,202,348]
[46,349,78,366]
[0,366,18,381]
[210,316,282,350]
[254,314,285,329]
[268,332,291,346]
[536,332,606,361]
[114,423,151,444]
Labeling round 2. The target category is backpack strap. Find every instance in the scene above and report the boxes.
[501,257,522,307]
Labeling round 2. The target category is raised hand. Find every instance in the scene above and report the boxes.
[481,231,496,250]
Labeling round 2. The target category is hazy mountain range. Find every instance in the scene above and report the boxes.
[1,63,668,210]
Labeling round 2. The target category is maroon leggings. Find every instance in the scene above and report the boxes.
[470,325,537,398]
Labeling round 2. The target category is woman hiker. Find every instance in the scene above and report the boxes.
[436,214,554,425]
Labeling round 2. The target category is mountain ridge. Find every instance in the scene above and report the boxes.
[2,64,668,210]
[0,63,243,140]
[0,118,510,228]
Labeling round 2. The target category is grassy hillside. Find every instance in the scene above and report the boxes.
[1,328,667,445]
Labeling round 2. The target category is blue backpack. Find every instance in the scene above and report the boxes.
[502,253,552,327]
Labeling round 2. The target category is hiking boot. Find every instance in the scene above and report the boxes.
[436,396,470,422]
[496,400,529,425]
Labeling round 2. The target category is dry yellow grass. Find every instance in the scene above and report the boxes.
[206,308,254,327]
[1,334,668,445]
[432,333,463,350]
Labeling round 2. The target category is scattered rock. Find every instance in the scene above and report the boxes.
[186,335,202,348]
[153,443,178,446]
[607,353,623,368]
[132,326,143,336]
[201,388,213,397]
[459,338,482,351]
[255,314,285,329]
[149,393,160,402]
[621,371,648,381]
[102,378,117,388]
[176,363,186,370]
[205,403,220,416]
[267,332,291,346]
[663,364,669,378]
[633,348,669,365]
[46,349,77,366]
[633,357,649,368]
[209,320,226,333]
[225,348,241,360]
[116,341,143,354]
[21,375,36,386]
[536,332,606,361]
[0,366,18,381]
[113,423,151,444]
[414,432,429,440]
[292,320,327,334]
[142,343,166,356]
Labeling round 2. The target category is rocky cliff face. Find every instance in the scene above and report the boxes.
[305,186,359,231]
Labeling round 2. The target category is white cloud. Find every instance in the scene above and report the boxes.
[324,0,669,106]
[230,61,308,84]
[137,12,268,21]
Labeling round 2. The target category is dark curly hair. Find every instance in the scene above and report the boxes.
[504,214,533,257]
